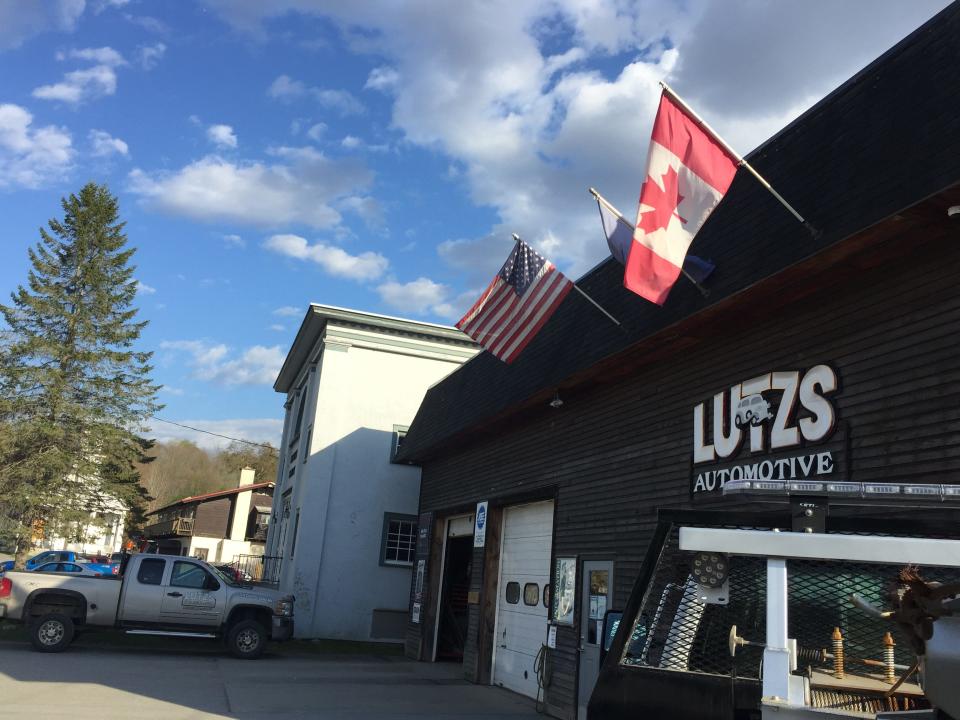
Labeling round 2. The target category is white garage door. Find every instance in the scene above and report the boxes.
[493,500,554,699]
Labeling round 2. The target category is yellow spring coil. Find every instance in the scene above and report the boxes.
[883,632,896,684]
[832,627,844,679]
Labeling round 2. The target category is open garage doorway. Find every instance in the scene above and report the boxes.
[434,514,474,662]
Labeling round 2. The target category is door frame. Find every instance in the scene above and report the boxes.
[490,499,555,691]
[430,513,471,661]
[489,506,508,685]
[577,558,614,720]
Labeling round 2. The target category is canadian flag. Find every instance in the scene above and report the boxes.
[626,92,739,304]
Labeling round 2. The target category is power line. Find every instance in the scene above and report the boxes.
[148,416,280,455]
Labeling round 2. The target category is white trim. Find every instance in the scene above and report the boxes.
[679,527,960,567]
[490,509,508,687]
[431,516,452,662]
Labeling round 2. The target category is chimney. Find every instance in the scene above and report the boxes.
[230,467,256,542]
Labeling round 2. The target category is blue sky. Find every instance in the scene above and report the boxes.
[0,0,947,449]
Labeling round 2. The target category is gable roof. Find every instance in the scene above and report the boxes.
[399,3,960,464]
[148,482,275,516]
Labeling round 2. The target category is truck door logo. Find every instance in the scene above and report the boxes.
[182,592,216,609]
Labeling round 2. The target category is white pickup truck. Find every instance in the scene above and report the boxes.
[0,553,293,659]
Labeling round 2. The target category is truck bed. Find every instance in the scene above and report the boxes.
[1,570,122,626]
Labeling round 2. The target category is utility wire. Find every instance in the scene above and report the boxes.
[148,416,280,455]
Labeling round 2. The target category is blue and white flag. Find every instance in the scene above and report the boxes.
[596,192,715,284]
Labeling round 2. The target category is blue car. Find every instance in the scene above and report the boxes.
[0,550,119,575]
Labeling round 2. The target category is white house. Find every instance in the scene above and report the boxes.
[38,493,127,557]
[265,305,477,642]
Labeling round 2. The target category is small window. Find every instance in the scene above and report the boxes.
[171,561,216,590]
[290,510,300,558]
[505,582,520,604]
[390,425,409,463]
[380,513,417,566]
[523,583,539,606]
[62,564,82,573]
[137,559,165,585]
[542,584,550,609]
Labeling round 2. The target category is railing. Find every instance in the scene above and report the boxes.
[228,554,282,586]
[143,517,195,538]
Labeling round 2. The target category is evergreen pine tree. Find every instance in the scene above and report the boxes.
[0,182,160,565]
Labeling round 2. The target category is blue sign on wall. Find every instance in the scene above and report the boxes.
[474,501,488,548]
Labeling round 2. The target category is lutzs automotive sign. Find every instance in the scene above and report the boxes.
[692,365,842,495]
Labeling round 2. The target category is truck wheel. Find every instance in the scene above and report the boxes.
[227,619,266,659]
[30,613,75,653]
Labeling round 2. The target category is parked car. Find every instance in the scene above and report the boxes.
[1,550,119,575]
[32,562,103,577]
[0,553,294,659]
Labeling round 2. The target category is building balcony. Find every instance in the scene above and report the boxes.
[143,517,195,538]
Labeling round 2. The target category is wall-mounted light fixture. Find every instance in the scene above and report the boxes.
[549,391,564,409]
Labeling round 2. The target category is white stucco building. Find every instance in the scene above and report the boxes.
[266,305,477,642]
[39,494,127,557]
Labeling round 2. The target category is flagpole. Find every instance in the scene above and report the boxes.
[589,188,711,299]
[659,82,816,234]
[511,233,623,329]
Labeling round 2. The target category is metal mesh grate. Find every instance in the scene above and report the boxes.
[621,526,766,678]
[788,559,960,680]
[620,523,960,697]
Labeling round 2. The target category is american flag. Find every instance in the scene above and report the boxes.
[456,238,573,363]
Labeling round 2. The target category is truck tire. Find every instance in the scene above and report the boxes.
[226,619,266,659]
[30,613,75,653]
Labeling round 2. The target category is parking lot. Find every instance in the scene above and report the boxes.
[0,637,540,719]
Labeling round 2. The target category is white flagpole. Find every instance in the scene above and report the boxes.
[511,233,623,329]
[589,187,711,298]
[659,81,815,232]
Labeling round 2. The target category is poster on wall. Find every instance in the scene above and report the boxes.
[474,501,488,548]
[553,556,576,626]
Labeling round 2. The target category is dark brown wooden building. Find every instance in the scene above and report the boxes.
[144,469,274,562]
[397,6,960,719]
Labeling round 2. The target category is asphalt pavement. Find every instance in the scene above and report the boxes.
[0,637,541,719]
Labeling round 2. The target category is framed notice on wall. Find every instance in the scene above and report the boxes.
[553,556,576,626]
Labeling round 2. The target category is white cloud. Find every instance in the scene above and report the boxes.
[160,339,285,386]
[272,305,301,317]
[267,74,306,100]
[207,123,238,149]
[376,277,451,316]
[0,103,74,188]
[222,233,245,248]
[267,74,364,115]
[66,46,126,66]
[365,66,399,92]
[93,0,130,13]
[138,42,166,70]
[306,122,326,141]
[89,128,128,157]
[269,324,286,332]
[135,280,156,295]
[264,233,388,281]
[127,148,373,229]
[34,47,127,106]
[204,0,950,279]
[33,65,119,104]
[159,385,183,396]
[0,1,85,51]
[147,417,283,452]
